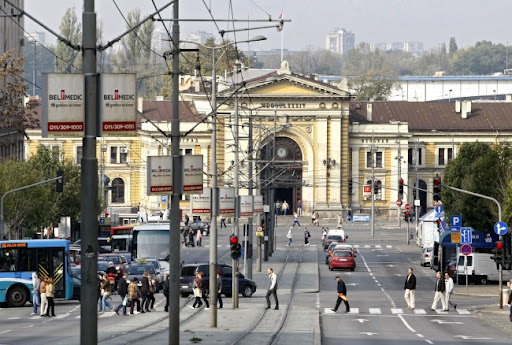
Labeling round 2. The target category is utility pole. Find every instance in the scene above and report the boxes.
[415,139,420,241]
[370,131,376,237]
[396,139,402,228]
[169,1,181,342]
[81,2,99,344]
[247,111,254,279]
[233,61,241,309]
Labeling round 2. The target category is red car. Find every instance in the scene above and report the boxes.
[329,250,356,271]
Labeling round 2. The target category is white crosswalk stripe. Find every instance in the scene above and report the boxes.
[54,313,70,319]
[435,309,448,314]
[375,245,382,248]
[322,307,471,315]
[414,309,426,314]
[369,308,382,314]
[353,244,394,249]
[348,308,359,314]
[455,309,471,315]
[99,312,116,318]
[386,245,392,248]
[391,308,403,314]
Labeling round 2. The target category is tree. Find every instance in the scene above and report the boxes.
[451,41,507,75]
[347,67,399,101]
[443,142,512,233]
[0,51,38,151]
[55,7,82,73]
[449,37,458,56]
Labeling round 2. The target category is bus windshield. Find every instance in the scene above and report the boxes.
[135,230,169,261]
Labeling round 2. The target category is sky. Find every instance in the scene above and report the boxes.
[24,0,512,52]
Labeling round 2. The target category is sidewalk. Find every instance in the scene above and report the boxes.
[178,242,321,345]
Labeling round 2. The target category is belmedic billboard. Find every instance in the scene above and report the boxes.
[99,74,137,136]
[42,73,85,137]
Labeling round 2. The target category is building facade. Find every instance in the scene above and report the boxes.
[0,0,24,57]
[325,28,355,55]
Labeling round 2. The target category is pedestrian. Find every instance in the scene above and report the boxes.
[292,212,301,227]
[196,228,202,247]
[188,228,195,247]
[31,272,41,315]
[275,200,281,216]
[347,207,352,222]
[45,277,55,317]
[128,277,141,315]
[191,272,203,309]
[220,215,227,228]
[431,271,447,311]
[114,273,128,316]
[404,267,416,310]
[185,213,189,226]
[140,271,150,313]
[282,200,289,215]
[311,211,316,225]
[216,269,223,309]
[444,272,456,311]
[198,272,209,309]
[148,274,156,310]
[163,274,170,312]
[508,279,512,322]
[297,199,302,216]
[265,268,279,310]
[182,228,189,246]
[314,212,320,226]
[40,276,48,317]
[100,274,113,312]
[337,212,343,229]
[304,227,310,245]
[331,275,350,313]
[321,227,327,246]
[286,227,293,246]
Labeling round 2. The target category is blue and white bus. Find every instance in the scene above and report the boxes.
[0,239,73,307]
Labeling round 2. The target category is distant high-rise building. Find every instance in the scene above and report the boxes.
[325,28,355,55]
[26,31,46,46]
[0,0,24,57]
[151,27,167,53]
[371,41,423,56]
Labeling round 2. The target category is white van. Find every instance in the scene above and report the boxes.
[457,253,512,285]
[327,229,346,242]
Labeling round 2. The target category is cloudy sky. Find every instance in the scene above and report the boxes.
[24,0,512,51]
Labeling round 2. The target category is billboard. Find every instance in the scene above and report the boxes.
[99,74,137,136]
[147,156,173,195]
[182,155,203,194]
[191,188,211,215]
[42,73,85,137]
[253,195,263,214]
[240,195,253,217]
[219,188,235,216]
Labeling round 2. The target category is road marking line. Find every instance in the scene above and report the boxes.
[386,245,392,248]
[23,325,34,328]
[353,245,360,248]
[414,309,426,314]
[75,316,81,319]
[377,284,381,287]
[54,313,70,319]
[364,245,370,248]
[99,312,115,318]
[398,314,416,332]
[369,308,382,314]
[348,308,359,314]
[375,245,382,248]
[323,308,336,314]
[425,341,434,344]
[417,334,424,338]
[7,317,20,320]
[316,293,320,308]
[456,309,471,315]
[0,330,11,334]
[391,308,403,314]
[435,310,448,314]
[30,316,39,320]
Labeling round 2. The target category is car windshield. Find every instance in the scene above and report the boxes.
[128,265,155,275]
[328,235,341,241]
[97,261,109,271]
[136,230,170,261]
[99,256,120,264]
[334,251,352,257]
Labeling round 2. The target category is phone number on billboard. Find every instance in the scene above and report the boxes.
[103,123,136,131]
[48,124,84,131]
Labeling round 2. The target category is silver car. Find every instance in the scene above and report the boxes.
[420,246,433,267]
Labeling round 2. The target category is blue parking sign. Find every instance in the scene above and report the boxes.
[451,215,462,231]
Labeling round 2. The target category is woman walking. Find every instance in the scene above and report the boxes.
[100,274,113,312]
[196,229,203,247]
[40,276,48,317]
[286,227,293,246]
[128,277,141,314]
[192,272,203,309]
[148,274,156,310]
[45,277,56,317]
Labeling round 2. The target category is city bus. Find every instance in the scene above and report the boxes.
[0,239,73,307]
[131,222,171,276]
[110,225,137,253]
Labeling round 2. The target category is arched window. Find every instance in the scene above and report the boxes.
[111,178,125,203]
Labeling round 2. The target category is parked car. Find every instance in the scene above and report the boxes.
[325,241,340,264]
[70,265,107,301]
[445,260,457,279]
[179,263,256,298]
[329,250,356,271]
[188,221,210,236]
[420,246,433,267]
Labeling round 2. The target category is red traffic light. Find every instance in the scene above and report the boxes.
[399,178,404,185]
[496,241,503,250]
[433,177,441,185]
[230,235,238,244]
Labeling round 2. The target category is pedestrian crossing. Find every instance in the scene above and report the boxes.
[323,307,471,315]
[353,244,393,249]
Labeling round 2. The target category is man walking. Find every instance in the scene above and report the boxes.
[297,199,302,216]
[404,267,416,310]
[220,215,227,228]
[114,273,128,315]
[331,276,350,313]
[282,200,289,215]
[275,200,281,216]
[444,272,456,311]
[266,268,279,310]
[292,212,301,227]
[431,271,447,311]
[286,227,293,246]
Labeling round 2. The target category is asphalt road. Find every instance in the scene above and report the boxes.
[0,225,234,344]
[319,224,510,345]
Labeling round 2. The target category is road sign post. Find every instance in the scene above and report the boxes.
[461,244,472,294]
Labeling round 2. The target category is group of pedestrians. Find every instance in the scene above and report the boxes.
[404,268,456,311]
[182,227,203,247]
[275,200,290,215]
[191,270,224,310]
[31,273,55,317]
[286,226,311,246]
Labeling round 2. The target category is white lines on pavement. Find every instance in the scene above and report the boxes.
[29,316,40,320]
[456,309,470,315]
[414,309,427,314]
[54,313,70,319]
[7,317,20,320]
[416,334,424,338]
[375,245,382,248]
[369,308,382,314]
[391,308,403,314]
[377,284,381,287]
[434,310,448,314]
[398,314,416,332]
[425,341,434,345]
[348,308,359,314]
[99,312,116,318]
[22,325,34,328]
[386,245,392,248]
[0,330,11,335]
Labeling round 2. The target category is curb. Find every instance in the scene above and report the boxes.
[471,304,510,314]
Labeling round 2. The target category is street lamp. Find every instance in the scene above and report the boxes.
[179,35,266,320]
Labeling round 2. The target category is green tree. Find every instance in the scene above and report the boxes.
[451,41,506,75]
[347,67,399,101]
[54,7,82,73]
[443,142,512,233]
[449,37,458,56]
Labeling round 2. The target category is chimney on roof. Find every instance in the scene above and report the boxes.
[506,94,512,102]
[137,97,143,113]
[367,103,373,122]
[461,100,471,119]
[455,100,461,113]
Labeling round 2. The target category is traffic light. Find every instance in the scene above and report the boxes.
[230,235,242,260]
[491,240,504,266]
[374,181,379,195]
[348,178,353,195]
[436,218,441,229]
[404,211,409,222]
[433,175,442,202]
[398,178,404,200]
[56,170,64,193]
